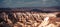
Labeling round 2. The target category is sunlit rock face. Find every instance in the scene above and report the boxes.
[38,16,58,27]
[0,12,60,27]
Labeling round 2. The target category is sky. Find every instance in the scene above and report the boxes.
[0,0,60,8]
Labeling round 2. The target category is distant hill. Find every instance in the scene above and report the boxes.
[0,7,60,12]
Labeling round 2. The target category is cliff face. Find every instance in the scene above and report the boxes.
[0,12,60,27]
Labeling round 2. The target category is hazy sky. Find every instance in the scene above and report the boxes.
[0,0,60,8]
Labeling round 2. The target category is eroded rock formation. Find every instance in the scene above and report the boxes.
[0,12,60,27]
